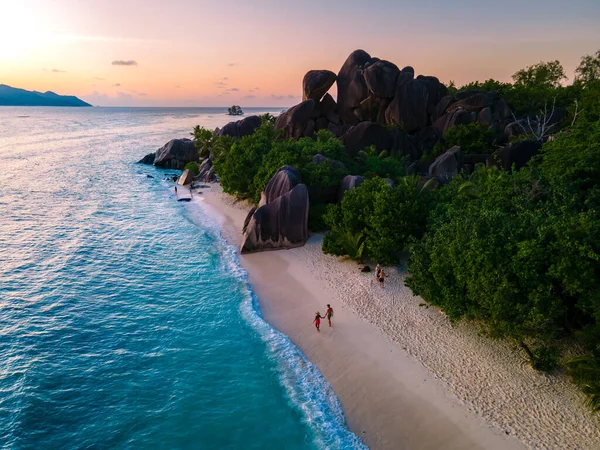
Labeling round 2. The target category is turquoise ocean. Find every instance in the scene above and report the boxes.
[0,107,365,449]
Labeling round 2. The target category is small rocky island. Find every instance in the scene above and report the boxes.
[227,105,243,115]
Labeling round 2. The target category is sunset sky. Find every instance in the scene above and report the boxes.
[1,0,599,107]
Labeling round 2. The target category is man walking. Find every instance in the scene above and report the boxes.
[325,304,334,327]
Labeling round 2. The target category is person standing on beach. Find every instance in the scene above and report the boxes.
[314,312,323,332]
[325,304,334,327]
[379,269,385,288]
[174,186,178,195]
[375,264,381,284]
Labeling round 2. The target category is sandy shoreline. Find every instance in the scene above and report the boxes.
[194,183,599,450]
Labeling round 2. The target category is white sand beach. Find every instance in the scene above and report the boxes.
[196,183,600,450]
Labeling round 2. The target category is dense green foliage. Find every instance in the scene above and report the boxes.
[351,146,406,180]
[408,122,600,393]
[184,161,200,176]
[575,50,600,85]
[512,60,567,89]
[323,178,433,264]
[191,125,214,158]
[227,105,243,115]
[422,123,496,162]
[193,51,600,411]
[211,123,407,227]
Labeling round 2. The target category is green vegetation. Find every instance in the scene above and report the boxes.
[184,161,200,176]
[192,50,600,412]
[407,122,600,401]
[323,178,433,264]
[227,105,243,115]
[191,126,214,158]
[210,123,407,227]
[422,123,496,162]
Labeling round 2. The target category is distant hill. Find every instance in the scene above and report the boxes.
[0,84,91,107]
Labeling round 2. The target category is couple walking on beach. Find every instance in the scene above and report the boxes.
[313,304,333,332]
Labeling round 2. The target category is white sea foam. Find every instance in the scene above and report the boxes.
[186,201,367,450]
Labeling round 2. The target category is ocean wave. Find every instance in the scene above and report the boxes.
[186,200,367,450]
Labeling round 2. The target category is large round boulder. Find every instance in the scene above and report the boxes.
[275,100,316,140]
[303,70,337,102]
[215,115,262,139]
[336,49,374,124]
[241,183,309,253]
[385,79,429,133]
[364,60,400,98]
[486,140,542,171]
[433,95,456,122]
[138,152,155,165]
[355,95,391,124]
[259,166,302,207]
[447,92,498,113]
[433,109,474,135]
[153,139,197,169]
[429,146,463,184]
[417,75,449,119]
[321,93,340,124]
[341,122,392,156]
[197,158,216,182]
[338,175,365,201]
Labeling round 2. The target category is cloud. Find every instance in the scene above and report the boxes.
[111,60,137,66]
[243,95,257,100]
[271,94,299,101]
[138,93,147,96]
[254,87,260,90]
[93,77,105,80]
[113,83,121,87]
[52,69,66,73]
[222,77,228,80]
[227,63,237,67]
[175,85,180,88]
[227,88,240,92]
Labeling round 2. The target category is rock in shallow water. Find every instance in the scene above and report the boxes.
[153,139,197,170]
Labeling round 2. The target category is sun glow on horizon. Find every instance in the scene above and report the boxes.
[1,0,599,107]
[0,3,47,59]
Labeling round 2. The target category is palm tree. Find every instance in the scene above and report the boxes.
[565,355,600,413]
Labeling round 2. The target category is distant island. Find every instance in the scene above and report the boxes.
[0,84,91,107]
[227,105,243,115]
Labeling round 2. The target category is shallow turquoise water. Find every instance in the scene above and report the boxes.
[0,107,365,449]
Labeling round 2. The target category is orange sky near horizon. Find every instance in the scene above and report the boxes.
[1,0,600,107]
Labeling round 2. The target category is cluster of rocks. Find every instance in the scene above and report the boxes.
[272,50,533,165]
[214,115,262,139]
[419,139,543,187]
[241,166,309,253]
[138,137,218,183]
[138,138,197,170]
[137,49,551,254]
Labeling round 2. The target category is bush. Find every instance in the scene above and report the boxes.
[407,122,600,386]
[307,203,330,232]
[530,346,561,372]
[251,132,348,204]
[184,162,200,176]
[191,126,214,158]
[323,178,433,264]
[213,122,277,199]
[444,123,496,154]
